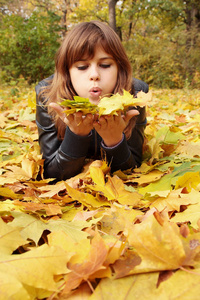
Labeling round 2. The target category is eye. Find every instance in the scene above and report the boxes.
[100,64,111,68]
[77,65,88,70]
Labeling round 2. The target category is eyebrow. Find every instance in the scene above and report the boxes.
[77,56,114,62]
[99,56,114,60]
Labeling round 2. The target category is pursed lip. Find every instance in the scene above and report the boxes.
[89,87,102,97]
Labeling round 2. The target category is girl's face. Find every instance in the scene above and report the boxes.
[69,46,118,104]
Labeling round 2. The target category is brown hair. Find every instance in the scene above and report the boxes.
[41,20,134,138]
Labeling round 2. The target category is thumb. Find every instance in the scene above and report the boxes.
[49,102,65,119]
[124,109,140,124]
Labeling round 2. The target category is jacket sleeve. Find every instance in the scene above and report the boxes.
[101,78,148,172]
[35,79,92,181]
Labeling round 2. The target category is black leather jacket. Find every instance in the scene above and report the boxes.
[36,76,148,181]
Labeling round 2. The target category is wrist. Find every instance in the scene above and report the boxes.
[103,134,123,147]
[69,126,91,137]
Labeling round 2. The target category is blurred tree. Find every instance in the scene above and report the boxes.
[108,0,118,32]
[0,0,199,87]
[0,10,61,83]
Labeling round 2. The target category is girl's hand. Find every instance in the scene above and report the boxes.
[93,109,139,147]
[49,103,94,136]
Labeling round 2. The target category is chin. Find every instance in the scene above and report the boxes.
[89,99,100,105]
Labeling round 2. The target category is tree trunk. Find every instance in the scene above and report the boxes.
[185,0,200,47]
[61,0,71,35]
[185,0,200,30]
[108,0,118,33]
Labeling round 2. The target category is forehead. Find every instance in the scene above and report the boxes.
[72,39,113,63]
[81,46,113,60]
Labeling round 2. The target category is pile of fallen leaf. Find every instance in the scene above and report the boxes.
[0,84,200,299]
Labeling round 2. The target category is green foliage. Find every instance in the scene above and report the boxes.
[69,0,108,23]
[0,0,200,88]
[0,11,61,84]
[121,0,200,88]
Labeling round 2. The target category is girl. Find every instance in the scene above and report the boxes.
[36,21,148,181]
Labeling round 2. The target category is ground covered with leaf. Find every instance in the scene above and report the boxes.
[0,83,200,299]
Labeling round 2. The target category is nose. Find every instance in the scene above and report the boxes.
[89,65,100,81]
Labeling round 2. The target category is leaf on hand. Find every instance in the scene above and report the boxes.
[60,90,150,116]
[60,96,98,115]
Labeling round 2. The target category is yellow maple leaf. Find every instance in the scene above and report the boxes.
[89,268,200,300]
[61,90,151,116]
[65,182,110,208]
[0,244,69,292]
[172,202,200,229]
[0,218,26,255]
[175,171,200,192]
[97,94,124,115]
[127,213,196,274]
[88,166,141,205]
[150,188,200,212]
[0,270,30,300]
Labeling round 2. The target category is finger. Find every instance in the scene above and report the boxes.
[93,120,101,131]
[84,113,93,126]
[65,113,74,124]
[93,113,99,122]
[98,116,107,127]
[74,111,83,126]
[124,109,139,123]
[49,102,65,119]
[105,114,114,122]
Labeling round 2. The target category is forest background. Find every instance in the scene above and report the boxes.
[0,0,200,89]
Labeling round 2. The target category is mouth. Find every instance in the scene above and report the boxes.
[89,87,102,98]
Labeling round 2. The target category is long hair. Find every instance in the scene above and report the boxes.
[41,21,134,138]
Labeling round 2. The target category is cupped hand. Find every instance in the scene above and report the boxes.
[49,102,94,136]
[93,109,139,147]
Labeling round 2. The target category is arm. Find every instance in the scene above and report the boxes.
[98,78,148,172]
[101,106,146,172]
[35,79,92,181]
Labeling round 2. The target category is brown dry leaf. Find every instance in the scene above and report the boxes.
[13,200,63,216]
[60,232,108,297]
[99,206,143,236]
[62,282,92,300]
[112,249,142,279]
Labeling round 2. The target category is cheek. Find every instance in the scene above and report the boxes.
[69,69,76,86]
[69,70,82,93]
[110,69,118,88]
